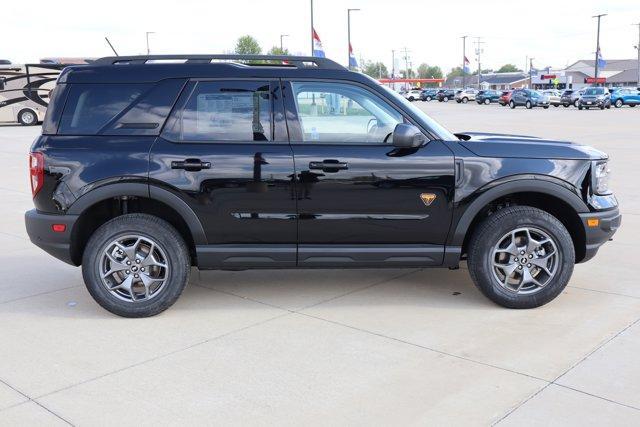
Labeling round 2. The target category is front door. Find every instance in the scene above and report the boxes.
[150,79,297,268]
[283,80,455,267]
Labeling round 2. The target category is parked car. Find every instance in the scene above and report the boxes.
[542,89,562,107]
[498,90,513,106]
[560,89,585,107]
[610,87,640,108]
[476,90,501,105]
[404,89,423,102]
[25,54,620,317]
[509,89,550,109]
[436,89,456,102]
[455,88,477,103]
[578,87,611,110]
[420,88,439,102]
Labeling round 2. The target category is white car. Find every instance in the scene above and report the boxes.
[542,89,562,107]
[455,88,478,103]
[403,89,423,102]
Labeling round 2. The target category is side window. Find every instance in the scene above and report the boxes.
[164,80,272,142]
[290,81,402,144]
[59,84,150,135]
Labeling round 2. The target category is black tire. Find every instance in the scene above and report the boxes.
[18,109,38,126]
[554,104,559,107]
[484,98,491,105]
[509,100,516,109]
[614,99,623,108]
[525,101,532,109]
[444,97,449,102]
[426,96,432,102]
[82,214,190,317]
[462,97,468,104]
[573,99,579,107]
[578,105,583,110]
[630,104,636,108]
[467,206,575,309]
[408,96,415,102]
[543,106,549,109]
[563,103,569,108]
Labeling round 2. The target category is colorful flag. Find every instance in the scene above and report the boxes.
[349,43,358,68]
[463,56,470,73]
[313,29,325,58]
[597,48,607,69]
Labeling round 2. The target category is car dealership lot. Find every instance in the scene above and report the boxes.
[0,104,638,425]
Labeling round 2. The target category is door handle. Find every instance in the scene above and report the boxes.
[308,159,349,172]
[171,158,212,172]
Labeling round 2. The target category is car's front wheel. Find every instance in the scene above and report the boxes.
[509,100,516,109]
[426,96,432,101]
[82,214,190,317]
[614,99,623,108]
[573,99,579,107]
[525,101,533,109]
[467,206,575,308]
[484,98,491,105]
[18,109,38,126]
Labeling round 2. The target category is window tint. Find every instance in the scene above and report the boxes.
[291,81,402,144]
[164,81,272,142]
[59,84,150,135]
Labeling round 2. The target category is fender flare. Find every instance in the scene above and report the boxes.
[67,182,207,245]
[447,178,589,248]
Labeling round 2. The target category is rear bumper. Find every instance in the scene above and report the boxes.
[25,209,79,266]
[579,207,621,263]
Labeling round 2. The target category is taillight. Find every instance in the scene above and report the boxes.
[29,152,44,197]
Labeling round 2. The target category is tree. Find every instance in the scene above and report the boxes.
[362,61,388,79]
[417,63,443,79]
[400,69,415,78]
[447,66,464,79]
[497,63,520,73]
[267,46,290,55]
[234,35,261,55]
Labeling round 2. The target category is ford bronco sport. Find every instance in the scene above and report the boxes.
[25,55,621,317]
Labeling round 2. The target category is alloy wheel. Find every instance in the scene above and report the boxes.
[491,227,560,295]
[98,235,169,302]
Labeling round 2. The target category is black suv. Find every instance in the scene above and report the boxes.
[436,89,456,102]
[26,55,621,317]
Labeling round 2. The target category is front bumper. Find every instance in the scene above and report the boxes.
[25,209,79,266]
[581,98,607,107]
[579,207,621,263]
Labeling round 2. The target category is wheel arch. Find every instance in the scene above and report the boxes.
[449,179,590,263]
[67,183,206,265]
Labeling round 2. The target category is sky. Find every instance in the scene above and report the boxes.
[3,0,639,74]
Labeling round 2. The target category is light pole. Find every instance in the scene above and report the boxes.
[529,57,535,89]
[592,13,607,84]
[310,0,314,56]
[461,35,468,89]
[347,8,360,69]
[145,32,155,55]
[634,23,640,87]
[280,34,289,52]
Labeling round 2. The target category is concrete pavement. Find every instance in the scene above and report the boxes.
[0,103,638,425]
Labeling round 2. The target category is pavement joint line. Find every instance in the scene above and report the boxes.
[32,312,292,401]
[296,311,549,384]
[0,284,82,306]
[566,284,640,300]
[191,283,290,312]
[495,315,640,424]
[0,379,74,426]
[552,383,640,412]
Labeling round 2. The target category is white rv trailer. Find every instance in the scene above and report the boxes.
[0,63,65,125]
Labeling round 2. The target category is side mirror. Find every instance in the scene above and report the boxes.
[392,123,426,148]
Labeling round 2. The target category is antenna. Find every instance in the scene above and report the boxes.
[104,37,119,56]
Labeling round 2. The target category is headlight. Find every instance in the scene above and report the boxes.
[592,161,612,195]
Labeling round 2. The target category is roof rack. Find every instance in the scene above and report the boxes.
[94,54,346,70]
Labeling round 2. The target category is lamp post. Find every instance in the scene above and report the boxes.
[634,23,640,87]
[280,34,289,52]
[592,13,607,83]
[145,32,155,55]
[310,0,314,56]
[461,35,468,89]
[347,8,360,70]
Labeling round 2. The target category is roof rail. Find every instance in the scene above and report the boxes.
[94,54,346,70]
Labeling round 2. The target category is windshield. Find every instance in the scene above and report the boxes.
[584,88,604,95]
[379,84,457,141]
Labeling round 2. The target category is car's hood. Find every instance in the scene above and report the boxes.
[455,132,607,160]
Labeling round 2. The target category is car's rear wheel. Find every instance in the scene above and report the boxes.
[467,206,575,308]
[509,100,516,109]
[462,97,468,104]
[525,101,532,109]
[18,109,37,126]
[573,99,579,107]
[444,97,449,102]
[408,96,415,102]
[82,214,190,317]
[426,96,432,101]
[563,103,569,107]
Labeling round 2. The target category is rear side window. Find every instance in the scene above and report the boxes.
[59,84,150,135]
[163,80,272,142]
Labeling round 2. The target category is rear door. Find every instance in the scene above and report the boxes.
[283,80,455,267]
[149,79,297,268]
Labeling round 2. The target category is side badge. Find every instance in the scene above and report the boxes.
[420,193,437,206]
